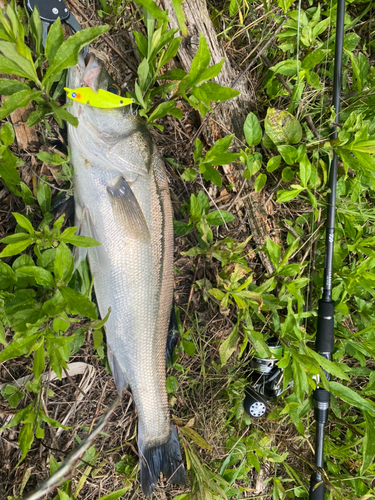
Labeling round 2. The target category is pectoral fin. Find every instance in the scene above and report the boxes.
[107,177,150,242]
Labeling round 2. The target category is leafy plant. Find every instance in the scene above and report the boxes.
[0,1,108,127]
[130,15,240,128]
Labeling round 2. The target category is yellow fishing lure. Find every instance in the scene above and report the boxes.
[65,87,133,108]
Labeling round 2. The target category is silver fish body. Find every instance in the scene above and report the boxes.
[67,55,184,495]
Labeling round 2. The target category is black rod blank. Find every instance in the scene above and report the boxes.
[309,0,345,498]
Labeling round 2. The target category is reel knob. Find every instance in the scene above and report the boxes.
[243,389,267,418]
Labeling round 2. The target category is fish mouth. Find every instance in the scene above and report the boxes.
[68,53,106,93]
[83,54,104,92]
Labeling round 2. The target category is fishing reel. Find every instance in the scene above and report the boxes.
[243,338,289,418]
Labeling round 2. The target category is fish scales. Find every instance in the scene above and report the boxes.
[67,54,184,495]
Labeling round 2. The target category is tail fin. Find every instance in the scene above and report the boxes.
[139,423,185,496]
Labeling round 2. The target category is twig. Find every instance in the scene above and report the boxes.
[22,398,121,500]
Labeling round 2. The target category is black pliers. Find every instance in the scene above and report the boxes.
[26,0,87,56]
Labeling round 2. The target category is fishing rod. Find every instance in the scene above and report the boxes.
[309,0,345,498]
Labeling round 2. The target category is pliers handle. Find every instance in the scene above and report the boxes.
[26,0,87,56]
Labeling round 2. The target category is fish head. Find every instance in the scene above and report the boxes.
[67,55,153,180]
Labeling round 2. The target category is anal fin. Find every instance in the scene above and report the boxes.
[107,347,129,395]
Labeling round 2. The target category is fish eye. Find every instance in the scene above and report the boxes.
[72,92,77,98]
[108,84,121,95]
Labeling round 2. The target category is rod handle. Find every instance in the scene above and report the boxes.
[309,476,325,500]
[316,299,335,352]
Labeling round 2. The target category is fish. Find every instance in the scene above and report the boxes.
[66,53,185,496]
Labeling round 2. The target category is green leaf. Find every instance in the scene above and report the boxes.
[302,50,329,70]
[134,0,168,19]
[265,238,281,267]
[26,106,47,127]
[171,0,187,35]
[243,112,262,147]
[0,322,5,345]
[201,164,222,187]
[42,25,109,92]
[49,455,60,475]
[0,54,35,79]
[267,155,281,172]
[180,426,212,450]
[199,82,240,103]
[133,31,148,58]
[0,238,32,257]
[188,34,211,86]
[33,342,45,379]
[292,358,309,402]
[137,57,149,92]
[299,155,311,188]
[277,0,294,13]
[181,168,196,181]
[37,179,51,215]
[16,266,54,287]
[0,333,40,363]
[277,145,298,165]
[197,191,210,214]
[29,6,43,56]
[45,17,64,64]
[59,286,98,319]
[193,138,203,162]
[361,411,375,474]
[329,381,375,416]
[0,89,43,120]
[343,32,360,51]
[166,375,178,393]
[276,188,304,203]
[306,348,349,381]
[182,340,195,356]
[196,60,224,84]
[0,41,38,82]
[49,102,78,127]
[97,488,131,500]
[59,233,100,248]
[206,210,234,226]
[173,221,194,236]
[254,173,267,192]
[54,242,74,283]
[312,18,330,39]
[134,81,146,109]
[0,78,29,96]
[0,122,14,146]
[189,194,201,222]
[270,59,298,76]
[12,213,34,234]
[282,167,294,182]
[148,101,177,122]
[219,324,238,366]
[19,423,34,460]
[265,109,302,146]
[0,259,17,289]
[93,329,103,350]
